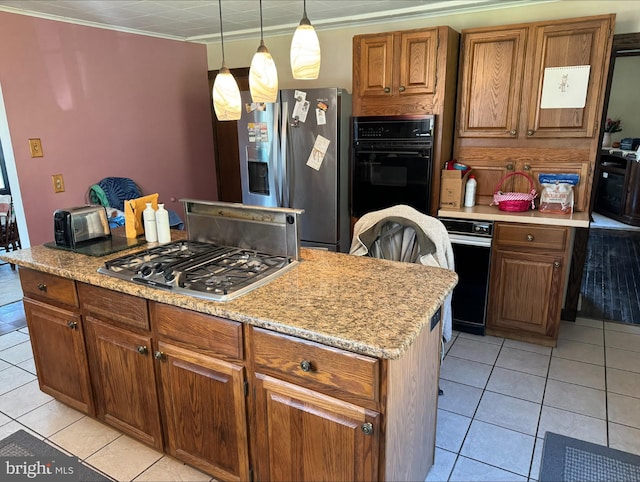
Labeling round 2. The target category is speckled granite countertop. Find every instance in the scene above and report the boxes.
[0,235,457,360]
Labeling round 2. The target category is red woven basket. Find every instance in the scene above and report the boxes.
[491,171,537,212]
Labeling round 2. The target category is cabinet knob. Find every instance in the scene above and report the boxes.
[554,261,561,269]
[523,164,531,171]
[137,345,148,355]
[527,234,534,242]
[509,129,517,136]
[506,163,514,171]
[398,86,406,92]
[527,129,535,136]
[154,351,166,361]
[300,360,312,372]
[361,423,374,435]
[37,283,47,292]
[384,87,390,93]
[67,321,78,330]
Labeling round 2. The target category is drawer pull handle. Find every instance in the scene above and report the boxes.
[300,360,312,372]
[509,129,517,136]
[137,345,148,355]
[154,351,166,361]
[67,321,78,330]
[398,85,406,92]
[384,87,390,93]
[361,423,374,435]
[527,129,535,136]
[554,261,561,269]
[506,163,514,171]
[527,234,534,242]
[523,164,531,171]
[37,283,47,292]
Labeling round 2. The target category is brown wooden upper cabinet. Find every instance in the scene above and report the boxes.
[352,26,459,117]
[354,29,437,103]
[457,15,614,140]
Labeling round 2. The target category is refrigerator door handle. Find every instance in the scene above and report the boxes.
[272,104,282,207]
[280,101,289,208]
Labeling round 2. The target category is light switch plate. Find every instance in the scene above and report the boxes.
[52,174,65,193]
[29,138,43,157]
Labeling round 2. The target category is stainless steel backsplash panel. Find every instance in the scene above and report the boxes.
[181,200,304,260]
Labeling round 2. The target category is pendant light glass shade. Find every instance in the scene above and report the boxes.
[212,0,241,121]
[249,0,278,103]
[290,0,320,80]
[213,65,241,121]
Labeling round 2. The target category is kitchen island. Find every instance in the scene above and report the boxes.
[1,238,457,482]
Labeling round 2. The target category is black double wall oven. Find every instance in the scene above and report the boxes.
[351,115,435,218]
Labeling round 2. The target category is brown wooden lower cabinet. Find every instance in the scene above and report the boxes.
[20,271,443,482]
[23,298,94,415]
[487,222,571,346]
[84,318,163,450]
[253,373,380,481]
[155,340,250,482]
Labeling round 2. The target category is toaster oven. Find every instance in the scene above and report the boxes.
[54,205,110,248]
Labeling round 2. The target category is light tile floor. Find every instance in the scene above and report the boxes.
[0,328,214,481]
[1,317,639,481]
[429,317,640,482]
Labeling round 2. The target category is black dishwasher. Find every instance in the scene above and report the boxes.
[440,218,493,335]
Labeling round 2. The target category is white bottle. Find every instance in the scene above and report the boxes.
[464,175,477,208]
[142,203,158,243]
[155,203,171,244]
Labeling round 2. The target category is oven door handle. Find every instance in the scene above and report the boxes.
[448,233,493,247]
[355,150,428,156]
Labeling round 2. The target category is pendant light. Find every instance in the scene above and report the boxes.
[249,0,278,103]
[290,0,321,80]
[212,0,241,121]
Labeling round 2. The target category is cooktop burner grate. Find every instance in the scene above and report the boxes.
[98,240,295,301]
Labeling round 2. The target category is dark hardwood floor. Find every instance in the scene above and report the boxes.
[579,228,640,323]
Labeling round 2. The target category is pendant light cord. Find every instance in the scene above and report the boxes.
[218,0,226,64]
[259,0,264,42]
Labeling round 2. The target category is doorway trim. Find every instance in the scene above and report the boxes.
[0,82,30,248]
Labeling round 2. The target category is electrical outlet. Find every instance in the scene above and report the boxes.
[52,174,65,193]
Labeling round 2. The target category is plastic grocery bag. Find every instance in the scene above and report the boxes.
[538,173,579,214]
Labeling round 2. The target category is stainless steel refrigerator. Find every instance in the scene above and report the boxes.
[236,88,352,252]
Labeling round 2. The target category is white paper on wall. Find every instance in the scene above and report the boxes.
[540,65,591,109]
[306,135,330,171]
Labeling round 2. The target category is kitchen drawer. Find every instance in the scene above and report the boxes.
[494,223,568,252]
[20,268,78,308]
[252,327,379,402]
[151,302,243,361]
[78,283,149,331]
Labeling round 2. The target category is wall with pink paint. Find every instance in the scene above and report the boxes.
[0,11,217,245]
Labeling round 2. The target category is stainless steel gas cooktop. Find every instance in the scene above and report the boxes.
[98,200,303,302]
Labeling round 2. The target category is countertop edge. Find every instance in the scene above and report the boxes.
[1,246,456,361]
[438,205,590,227]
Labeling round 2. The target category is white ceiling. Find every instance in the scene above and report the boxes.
[0,0,548,43]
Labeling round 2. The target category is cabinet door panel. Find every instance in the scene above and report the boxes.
[457,29,527,137]
[527,18,612,138]
[399,29,437,95]
[488,250,563,337]
[356,34,394,97]
[157,341,250,482]
[255,374,379,482]
[24,298,93,414]
[455,159,514,206]
[86,318,163,450]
